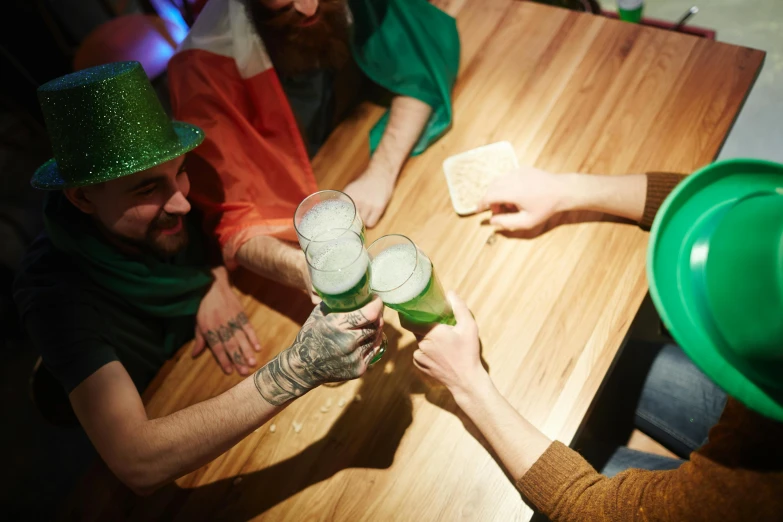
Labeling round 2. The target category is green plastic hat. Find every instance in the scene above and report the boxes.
[32,61,204,189]
[648,158,783,421]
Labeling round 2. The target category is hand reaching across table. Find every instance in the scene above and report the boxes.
[69,296,385,495]
[403,291,552,483]
[409,291,483,397]
[254,296,385,405]
[481,166,648,232]
[480,166,574,231]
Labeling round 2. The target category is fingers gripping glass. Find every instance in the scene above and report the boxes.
[294,190,365,251]
[368,234,455,329]
[305,228,386,364]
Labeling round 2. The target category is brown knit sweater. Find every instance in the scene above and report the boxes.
[638,172,685,230]
[516,173,783,521]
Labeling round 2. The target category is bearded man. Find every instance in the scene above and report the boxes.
[14,62,385,493]
[166,0,459,322]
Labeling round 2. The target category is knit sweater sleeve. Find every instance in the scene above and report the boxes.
[638,173,686,230]
[514,399,783,522]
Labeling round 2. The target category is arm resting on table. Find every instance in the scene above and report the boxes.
[368,96,432,182]
[343,95,433,226]
[560,172,685,228]
[70,360,288,496]
[235,235,309,292]
[69,298,384,495]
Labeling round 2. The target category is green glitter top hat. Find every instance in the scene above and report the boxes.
[32,61,204,189]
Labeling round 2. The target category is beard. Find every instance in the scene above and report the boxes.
[246,0,351,77]
[146,212,189,258]
[107,211,190,260]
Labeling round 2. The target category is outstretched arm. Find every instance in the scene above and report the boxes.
[481,167,687,231]
[408,293,758,522]
[71,298,384,495]
[236,235,318,303]
[344,96,432,227]
[480,167,650,231]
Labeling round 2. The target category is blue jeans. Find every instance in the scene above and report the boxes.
[601,342,728,477]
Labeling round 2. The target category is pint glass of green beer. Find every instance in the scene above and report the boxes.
[368,235,456,328]
[305,228,386,363]
[294,190,365,252]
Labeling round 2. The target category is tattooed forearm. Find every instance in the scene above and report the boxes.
[253,352,312,406]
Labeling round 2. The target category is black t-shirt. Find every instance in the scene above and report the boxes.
[13,233,196,394]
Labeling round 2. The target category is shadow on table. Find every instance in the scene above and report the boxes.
[120,327,432,521]
[233,269,315,325]
[64,327,497,520]
[481,210,636,240]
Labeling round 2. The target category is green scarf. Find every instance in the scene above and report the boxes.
[44,191,212,321]
[350,0,460,156]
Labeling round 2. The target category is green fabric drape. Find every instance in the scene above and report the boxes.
[350,0,460,156]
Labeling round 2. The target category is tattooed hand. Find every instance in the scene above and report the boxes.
[254,297,385,406]
[194,267,261,376]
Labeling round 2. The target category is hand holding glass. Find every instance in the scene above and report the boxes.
[305,228,386,363]
[369,234,456,330]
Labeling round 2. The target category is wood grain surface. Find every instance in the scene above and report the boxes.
[62,2,764,521]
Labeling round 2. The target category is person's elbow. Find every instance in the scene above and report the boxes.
[104,442,171,496]
[128,482,159,497]
[112,461,168,496]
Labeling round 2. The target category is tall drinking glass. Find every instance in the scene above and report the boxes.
[305,228,386,364]
[294,190,365,252]
[368,235,456,329]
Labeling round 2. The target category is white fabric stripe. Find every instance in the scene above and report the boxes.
[177,0,272,79]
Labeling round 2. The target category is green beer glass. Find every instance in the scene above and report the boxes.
[368,234,456,329]
[305,228,386,364]
[294,190,365,252]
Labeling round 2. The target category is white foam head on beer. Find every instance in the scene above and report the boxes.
[307,234,369,295]
[297,199,361,250]
[371,244,431,304]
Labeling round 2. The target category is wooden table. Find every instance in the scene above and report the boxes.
[64,2,764,520]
